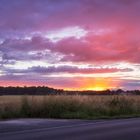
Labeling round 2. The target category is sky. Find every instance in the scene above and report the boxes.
[0,0,140,90]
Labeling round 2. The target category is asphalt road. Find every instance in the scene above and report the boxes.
[0,118,140,140]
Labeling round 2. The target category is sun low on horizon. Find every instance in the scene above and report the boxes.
[0,0,140,90]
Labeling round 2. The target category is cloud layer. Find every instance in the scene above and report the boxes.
[0,0,140,90]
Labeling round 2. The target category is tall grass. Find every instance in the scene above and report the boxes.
[0,95,140,119]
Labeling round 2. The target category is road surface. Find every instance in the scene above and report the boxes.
[0,118,140,140]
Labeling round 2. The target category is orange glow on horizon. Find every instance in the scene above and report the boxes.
[80,78,111,91]
[63,78,120,91]
[0,78,120,91]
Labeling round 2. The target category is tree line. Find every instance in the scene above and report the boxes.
[0,86,140,95]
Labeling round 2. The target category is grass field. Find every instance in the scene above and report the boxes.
[0,95,140,119]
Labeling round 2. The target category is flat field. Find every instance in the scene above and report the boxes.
[0,95,140,119]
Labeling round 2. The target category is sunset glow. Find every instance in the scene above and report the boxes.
[0,0,140,90]
[83,78,112,91]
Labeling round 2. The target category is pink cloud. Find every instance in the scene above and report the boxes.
[0,0,140,90]
[51,28,140,63]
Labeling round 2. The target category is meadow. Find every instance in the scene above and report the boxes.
[0,95,140,119]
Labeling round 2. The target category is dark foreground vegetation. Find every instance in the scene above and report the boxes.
[0,86,140,119]
[0,86,140,95]
[1,95,140,119]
